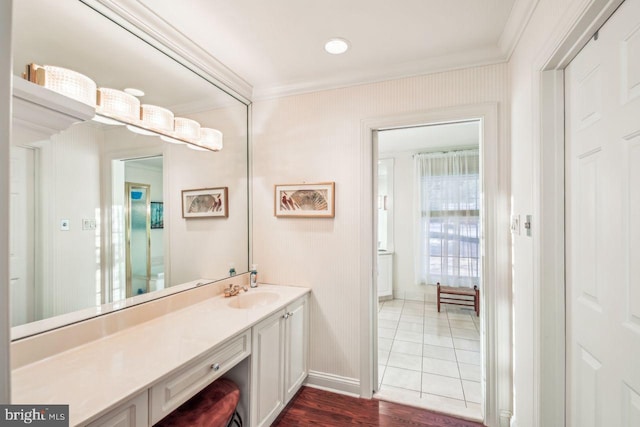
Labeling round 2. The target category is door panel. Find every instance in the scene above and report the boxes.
[566,0,640,425]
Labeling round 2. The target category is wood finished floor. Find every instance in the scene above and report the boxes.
[272,386,485,427]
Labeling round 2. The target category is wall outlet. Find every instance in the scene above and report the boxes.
[60,219,70,231]
[82,219,97,230]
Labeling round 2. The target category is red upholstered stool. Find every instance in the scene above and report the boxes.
[155,378,242,427]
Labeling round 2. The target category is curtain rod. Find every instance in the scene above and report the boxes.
[412,147,479,158]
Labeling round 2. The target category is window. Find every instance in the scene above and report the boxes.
[415,150,480,287]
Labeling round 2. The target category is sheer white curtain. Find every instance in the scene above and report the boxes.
[414,149,480,288]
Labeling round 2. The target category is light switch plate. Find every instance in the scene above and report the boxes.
[82,219,96,230]
[510,214,521,235]
[60,219,70,231]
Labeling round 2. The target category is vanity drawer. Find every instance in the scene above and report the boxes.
[150,330,251,424]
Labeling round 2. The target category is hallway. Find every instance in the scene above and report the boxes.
[376,298,482,420]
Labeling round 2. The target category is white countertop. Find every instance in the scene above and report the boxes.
[11,284,310,426]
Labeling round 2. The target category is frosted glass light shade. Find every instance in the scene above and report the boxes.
[96,88,140,123]
[33,64,97,106]
[141,104,174,133]
[198,128,223,151]
[174,117,200,142]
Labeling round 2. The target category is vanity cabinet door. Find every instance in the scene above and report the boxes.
[284,294,309,403]
[86,391,147,427]
[251,309,286,427]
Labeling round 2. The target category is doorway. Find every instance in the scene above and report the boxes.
[373,121,483,419]
[111,155,164,301]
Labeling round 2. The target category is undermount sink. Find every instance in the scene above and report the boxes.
[227,291,280,309]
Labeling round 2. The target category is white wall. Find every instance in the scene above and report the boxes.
[38,124,103,319]
[252,63,509,389]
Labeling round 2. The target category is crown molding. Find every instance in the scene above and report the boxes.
[80,0,253,104]
[252,45,507,101]
[498,0,540,60]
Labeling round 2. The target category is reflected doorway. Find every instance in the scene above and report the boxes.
[125,182,151,297]
[113,156,164,300]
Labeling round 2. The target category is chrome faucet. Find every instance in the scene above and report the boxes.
[224,284,247,297]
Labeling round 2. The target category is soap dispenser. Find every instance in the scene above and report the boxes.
[250,264,258,288]
[229,263,236,277]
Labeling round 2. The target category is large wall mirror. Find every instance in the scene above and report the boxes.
[10,0,250,338]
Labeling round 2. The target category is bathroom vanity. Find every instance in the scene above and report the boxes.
[11,281,310,426]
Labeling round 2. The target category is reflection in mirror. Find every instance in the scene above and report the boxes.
[10,0,249,337]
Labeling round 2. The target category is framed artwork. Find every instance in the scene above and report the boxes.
[182,187,228,218]
[150,202,164,229]
[274,182,335,218]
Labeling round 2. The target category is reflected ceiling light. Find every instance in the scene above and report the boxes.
[23,63,222,152]
[187,144,209,151]
[324,38,350,55]
[124,87,145,97]
[174,117,201,142]
[140,104,174,133]
[198,128,223,151]
[24,63,96,106]
[96,88,140,123]
[126,124,156,136]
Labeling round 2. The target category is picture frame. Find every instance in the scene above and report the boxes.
[182,187,228,218]
[150,202,164,229]
[274,182,335,218]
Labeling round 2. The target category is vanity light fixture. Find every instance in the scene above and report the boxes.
[198,128,223,151]
[324,38,350,55]
[123,87,145,97]
[24,63,224,152]
[96,88,140,124]
[174,117,201,142]
[24,63,96,106]
[140,104,174,133]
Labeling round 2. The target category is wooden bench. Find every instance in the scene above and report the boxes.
[437,282,479,316]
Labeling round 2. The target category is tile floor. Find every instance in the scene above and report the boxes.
[375,298,482,420]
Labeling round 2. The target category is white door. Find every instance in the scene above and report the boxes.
[9,146,35,326]
[565,0,640,425]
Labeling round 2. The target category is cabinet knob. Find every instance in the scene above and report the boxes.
[288,312,294,317]
[211,363,220,371]
[283,313,289,319]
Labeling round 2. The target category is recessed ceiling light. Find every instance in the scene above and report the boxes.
[124,87,145,97]
[324,38,350,55]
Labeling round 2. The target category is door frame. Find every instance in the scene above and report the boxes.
[360,102,511,426]
[531,1,623,426]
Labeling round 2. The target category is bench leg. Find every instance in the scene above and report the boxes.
[437,283,441,312]
[474,287,480,317]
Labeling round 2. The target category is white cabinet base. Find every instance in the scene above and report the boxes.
[378,252,393,299]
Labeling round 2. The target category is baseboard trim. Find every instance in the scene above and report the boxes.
[304,371,361,397]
